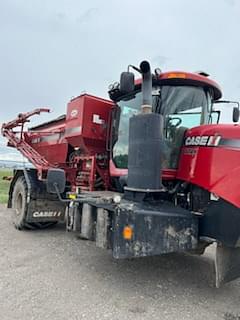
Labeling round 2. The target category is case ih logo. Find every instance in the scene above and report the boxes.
[185,135,221,146]
[32,211,62,218]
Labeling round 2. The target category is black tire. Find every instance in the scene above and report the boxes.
[11,176,58,230]
[11,176,29,230]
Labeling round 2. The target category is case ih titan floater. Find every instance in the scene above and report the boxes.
[2,61,240,287]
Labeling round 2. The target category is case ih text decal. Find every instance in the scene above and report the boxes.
[185,135,221,147]
[32,211,62,218]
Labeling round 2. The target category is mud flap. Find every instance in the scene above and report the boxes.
[215,243,240,288]
[26,199,66,222]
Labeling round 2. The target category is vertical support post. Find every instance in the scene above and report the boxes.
[96,208,109,249]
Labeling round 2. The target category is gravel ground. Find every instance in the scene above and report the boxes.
[0,204,240,320]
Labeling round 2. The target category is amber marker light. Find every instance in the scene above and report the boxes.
[123,225,133,240]
[167,73,186,79]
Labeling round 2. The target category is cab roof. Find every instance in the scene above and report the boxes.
[153,71,221,100]
[109,71,222,102]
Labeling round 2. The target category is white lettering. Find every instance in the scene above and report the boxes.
[93,114,104,124]
[185,135,216,146]
[200,136,209,146]
[33,211,62,218]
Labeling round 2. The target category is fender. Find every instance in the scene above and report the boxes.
[211,165,240,208]
[9,168,66,222]
[177,124,240,209]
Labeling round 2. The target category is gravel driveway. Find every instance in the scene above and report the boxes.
[0,204,240,320]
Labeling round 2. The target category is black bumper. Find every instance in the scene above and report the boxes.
[112,201,198,259]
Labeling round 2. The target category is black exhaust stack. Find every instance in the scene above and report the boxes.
[139,61,152,113]
[125,61,163,197]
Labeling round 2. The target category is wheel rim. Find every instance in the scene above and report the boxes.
[15,193,23,216]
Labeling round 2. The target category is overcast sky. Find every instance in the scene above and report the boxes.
[1,0,240,160]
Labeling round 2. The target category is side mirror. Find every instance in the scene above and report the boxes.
[120,71,135,94]
[47,168,66,194]
[232,107,239,123]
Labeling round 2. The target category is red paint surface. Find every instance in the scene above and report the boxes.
[109,160,177,180]
[177,124,240,207]
[65,94,114,154]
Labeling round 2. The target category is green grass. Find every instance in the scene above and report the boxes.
[0,169,12,204]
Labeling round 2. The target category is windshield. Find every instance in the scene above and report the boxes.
[154,85,211,128]
[113,85,212,169]
[156,86,208,113]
